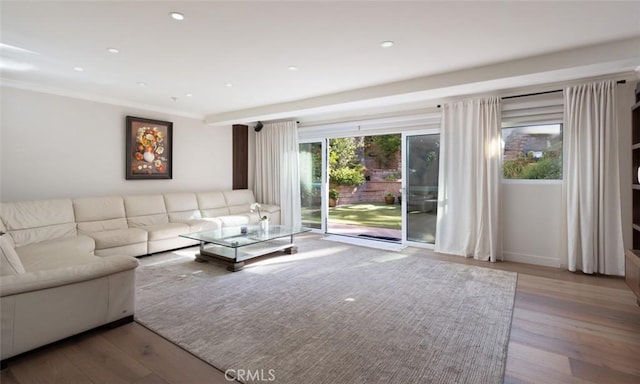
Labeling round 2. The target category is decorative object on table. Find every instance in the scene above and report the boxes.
[384,193,395,205]
[249,203,269,224]
[125,116,173,180]
[240,225,248,234]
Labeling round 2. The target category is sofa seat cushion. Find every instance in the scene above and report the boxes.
[89,228,148,250]
[179,219,221,233]
[1,253,139,297]
[142,223,189,240]
[15,235,96,259]
[217,215,253,227]
[1,235,25,276]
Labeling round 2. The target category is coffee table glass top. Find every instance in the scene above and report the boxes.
[180,224,311,248]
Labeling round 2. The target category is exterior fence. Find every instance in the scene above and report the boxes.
[333,181,401,205]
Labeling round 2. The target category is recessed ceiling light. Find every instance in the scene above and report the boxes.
[137,82,146,86]
[287,66,299,71]
[107,47,119,54]
[380,41,394,48]
[170,12,184,20]
[73,67,84,72]
[185,93,193,97]
[225,83,233,87]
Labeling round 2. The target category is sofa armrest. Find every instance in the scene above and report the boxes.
[0,255,139,297]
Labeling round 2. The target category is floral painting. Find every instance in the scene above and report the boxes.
[125,116,173,179]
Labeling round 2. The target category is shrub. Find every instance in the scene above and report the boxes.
[503,153,562,179]
[520,157,562,179]
[330,166,365,186]
[366,134,401,168]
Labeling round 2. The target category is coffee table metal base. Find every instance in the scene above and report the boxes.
[194,239,298,272]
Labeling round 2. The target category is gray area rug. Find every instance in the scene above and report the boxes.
[136,237,517,384]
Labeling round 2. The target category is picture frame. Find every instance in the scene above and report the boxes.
[125,116,173,180]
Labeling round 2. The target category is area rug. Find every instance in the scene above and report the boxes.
[135,237,517,384]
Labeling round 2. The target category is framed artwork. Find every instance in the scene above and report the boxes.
[125,116,173,179]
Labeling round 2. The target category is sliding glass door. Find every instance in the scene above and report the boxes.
[299,130,440,246]
[326,135,402,241]
[402,132,440,245]
[299,141,324,230]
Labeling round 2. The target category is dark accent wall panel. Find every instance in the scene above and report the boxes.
[232,124,248,190]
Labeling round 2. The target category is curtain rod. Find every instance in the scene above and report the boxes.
[501,80,626,100]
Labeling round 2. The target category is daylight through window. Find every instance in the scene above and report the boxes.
[502,124,562,180]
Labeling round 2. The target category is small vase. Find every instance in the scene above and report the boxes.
[143,151,155,163]
[260,219,269,232]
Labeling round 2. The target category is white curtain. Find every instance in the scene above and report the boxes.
[254,120,302,227]
[564,81,624,275]
[434,97,502,262]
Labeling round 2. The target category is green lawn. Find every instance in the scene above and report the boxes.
[302,202,401,229]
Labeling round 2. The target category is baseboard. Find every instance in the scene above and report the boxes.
[502,251,561,268]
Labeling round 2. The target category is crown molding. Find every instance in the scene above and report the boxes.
[0,78,205,121]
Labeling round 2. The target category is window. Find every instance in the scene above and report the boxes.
[502,124,562,180]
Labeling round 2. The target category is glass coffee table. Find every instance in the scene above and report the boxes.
[180,224,311,271]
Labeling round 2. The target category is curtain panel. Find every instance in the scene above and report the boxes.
[434,97,502,261]
[564,81,625,275]
[254,120,302,227]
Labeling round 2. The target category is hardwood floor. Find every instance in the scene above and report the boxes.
[2,246,639,384]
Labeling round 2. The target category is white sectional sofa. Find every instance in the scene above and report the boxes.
[0,189,279,362]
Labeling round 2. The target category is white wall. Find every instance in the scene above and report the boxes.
[502,182,563,267]
[0,87,233,202]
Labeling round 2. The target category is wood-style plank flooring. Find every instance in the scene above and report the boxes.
[2,245,639,384]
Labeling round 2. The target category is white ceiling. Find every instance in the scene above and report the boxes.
[1,1,639,125]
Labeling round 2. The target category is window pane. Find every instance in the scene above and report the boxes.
[300,142,322,229]
[406,134,439,244]
[502,124,562,180]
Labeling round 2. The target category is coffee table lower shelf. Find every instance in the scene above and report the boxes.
[195,239,297,272]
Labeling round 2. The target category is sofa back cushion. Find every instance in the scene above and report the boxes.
[164,193,202,222]
[224,189,256,214]
[74,196,128,233]
[0,199,77,248]
[124,194,168,227]
[197,192,230,218]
